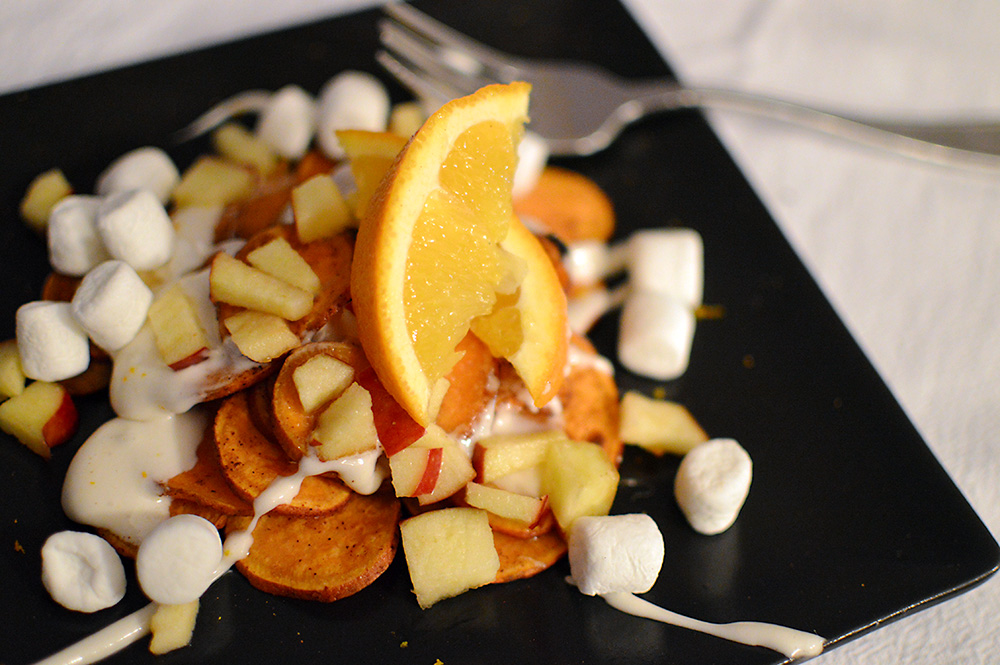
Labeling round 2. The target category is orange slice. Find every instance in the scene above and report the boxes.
[351,82,567,426]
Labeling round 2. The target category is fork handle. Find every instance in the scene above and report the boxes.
[627,82,1000,174]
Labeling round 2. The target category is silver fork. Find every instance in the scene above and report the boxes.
[378,2,1000,174]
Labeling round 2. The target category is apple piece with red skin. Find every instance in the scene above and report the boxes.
[147,284,211,371]
[464,481,549,528]
[389,425,475,505]
[356,367,424,455]
[390,446,443,498]
[0,381,78,458]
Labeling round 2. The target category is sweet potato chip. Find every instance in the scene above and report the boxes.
[271,341,369,460]
[214,389,351,516]
[493,529,567,584]
[168,498,230,530]
[163,426,253,517]
[561,335,622,465]
[229,487,400,602]
[214,166,295,242]
[199,359,278,406]
[512,166,615,243]
[436,332,498,437]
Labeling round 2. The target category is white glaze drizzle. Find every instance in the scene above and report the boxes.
[602,591,824,660]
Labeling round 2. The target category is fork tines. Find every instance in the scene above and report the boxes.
[377,3,520,104]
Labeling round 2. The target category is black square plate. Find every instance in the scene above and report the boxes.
[1,2,996,664]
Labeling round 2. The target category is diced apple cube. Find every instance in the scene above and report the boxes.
[292,174,353,243]
[389,445,442,498]
[388,101,426,138]
[489,465,543,499]
[147,285,211,370]
[212,122,279,175]
[0,381,78,458]
[618,390,709,456]
[473,430,565,484]
[399,507,499,608]
[245,237,321,295]
[210,252,313,321]
[292,354,354,414]
[224,310,299,363]
[172,157,254,208]
[336,129,407,217]
[464,482,547,527]
[541,439,619,532]
[0,339,27,398]
[148,600,199,655]
[20,169,72,232]
[410,425,476,505]
[311,382,378,460]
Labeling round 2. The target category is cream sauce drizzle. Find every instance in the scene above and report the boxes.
[602,591,824,660]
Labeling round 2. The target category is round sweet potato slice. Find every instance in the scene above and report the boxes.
[436,332,499,437]
[560,335,622,465]
[493,529,567,584]
[512,166,615,243]
[228,487,400,602]
[163,425,253,517]
[214,389,352,516]
[271,341,369,460]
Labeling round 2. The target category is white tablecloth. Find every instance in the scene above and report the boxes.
[1,1,997,663]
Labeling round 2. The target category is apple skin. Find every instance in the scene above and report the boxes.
[389,446,442,497]
[0,381,79,459]
[355,367,425,455]
[167,348,210,371]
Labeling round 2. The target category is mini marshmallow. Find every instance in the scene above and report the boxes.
[97,189,175,271]
[674,438,752,535]
[564,240,630,287]
[41,531,126,613]
[136,514,223,605]
[316,71,391,159]
[46,195,110,277]
[16,301,91,382]
[255,85,317,160]
[95,146,180,204]
[71,260,153,352]
[568,514,665,596]
[627,228,703,307]
[512,131,550,199]
[618,290,695,380]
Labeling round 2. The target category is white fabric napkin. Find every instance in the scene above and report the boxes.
[624,1,1000,663]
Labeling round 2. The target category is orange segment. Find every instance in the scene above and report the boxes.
[352,82,565,426]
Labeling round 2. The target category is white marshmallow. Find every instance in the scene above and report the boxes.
[568,514,665,596]
[674,438,752,535]
[512,131,550,199]
[71,260,153,352]
[41,531,126,613]
[96,146,180,204]
[627,228,703,307]
[136,514,222,605]
[97,189,175,271]
[564,240,630,287]
[255,84,317,160]
[46,195,110,277]
[316,71,390,159]
[16,301,91,382]
[618,290,695,380]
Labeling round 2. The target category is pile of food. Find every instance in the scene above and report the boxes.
[6,71,794,662]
